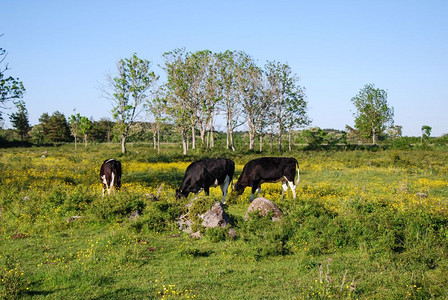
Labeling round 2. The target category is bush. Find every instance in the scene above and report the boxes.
[0,255,30,299]
[90,193,145,220]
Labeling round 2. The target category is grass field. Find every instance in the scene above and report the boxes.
[1,144,447,299]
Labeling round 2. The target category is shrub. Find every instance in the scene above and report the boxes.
[0,255,30,299]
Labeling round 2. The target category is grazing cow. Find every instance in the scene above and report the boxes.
[234,157,300,202]
[176,158,235,202]
[100,159,122,196]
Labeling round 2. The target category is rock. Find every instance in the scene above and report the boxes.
[22,196,30,201]
[178,202,229,237]
[66,216,82,223]
[416,192,428,198]
[200,202,229,228]
[245,197,283,221]
[144,193,159,201]
[190,231,201,239]
[178,213,194,233]
[228,228,238,239]
[129,210,142,221]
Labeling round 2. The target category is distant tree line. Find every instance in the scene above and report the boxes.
[2,38,446,151]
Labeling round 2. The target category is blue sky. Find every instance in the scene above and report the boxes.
[2,0,447,136]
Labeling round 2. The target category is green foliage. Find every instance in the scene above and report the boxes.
[188,196,217,233]
[1,145,448,298]
[351,84,394,144]
[0,255,30,299]
[0,41,26,121]
[9,100,30,142]
[421,125,432,144]
[39,111,72,143]
[104,53,158,153]
[131,199,182,233]
[90,193,145,221]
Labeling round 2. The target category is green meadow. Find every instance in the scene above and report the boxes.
[1,144,447,299]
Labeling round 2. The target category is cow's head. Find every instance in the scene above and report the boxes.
[232,182,245,196]
[175,188,189,199]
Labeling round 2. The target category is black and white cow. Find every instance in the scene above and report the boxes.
[100,159,122,196]
[234,157,300,202]
[176,158,235,202]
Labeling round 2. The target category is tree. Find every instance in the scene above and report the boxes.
[234,52,264,150]
[69,113,81,149]
[101,53,158,153]
[264,61,309,152]
[90,118,114,143]
[40,111,71,143]
[79,116,92,148]
[421,125,432,144]
[350,84,394,144]
[387,125,402,140]
[1,35,26,120]
[9,100,30,142]
[216,50,243,151]
[162,48,192,155]
[146,87,167,153]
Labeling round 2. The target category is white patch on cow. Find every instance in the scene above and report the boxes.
[109,172,115,194]
[281,176,297,198]
[213,179,219,186]
[288,180,297,198]
[281,180,288,193]
[101,175,108,197]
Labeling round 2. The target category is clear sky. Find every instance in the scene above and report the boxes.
[2,0,447,136]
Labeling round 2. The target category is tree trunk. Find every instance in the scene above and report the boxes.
[278,124,282,153]
[288,129,292,152]
[74,135,78,150]
[121,134,127,154]
[84,134,88,148]
[191,126,196,150]
[210,110,215,148]
[248,120,255,150]
[259,134,263,152]
[182,129,187,155]
[153,131,157,149]
[229,127,236,152]
[200,125,206,148]
[372,127,377,145]
[157,128,160,154]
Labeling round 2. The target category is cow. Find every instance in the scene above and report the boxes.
[233,157,300,202]
[100,159,122,196]
[176,158,235,202]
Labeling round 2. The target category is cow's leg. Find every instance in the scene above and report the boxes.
[220,175,230,202]
[281,180,288,196]
[251,180,261,202]
[110,172,115,194]
[287,180,297,199]
[204,186,210,196]
[101,175,108,197]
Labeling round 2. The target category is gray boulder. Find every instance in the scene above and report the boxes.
[200,202,229,228]
[245,197,283,221]
[178,202,229,238]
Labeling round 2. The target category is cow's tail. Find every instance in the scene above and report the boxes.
[296,161,300,185]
